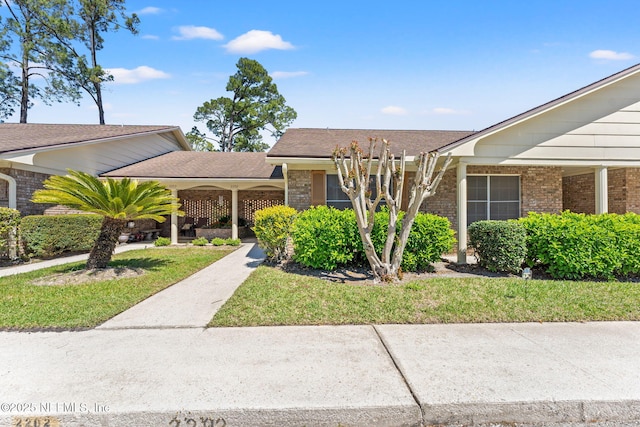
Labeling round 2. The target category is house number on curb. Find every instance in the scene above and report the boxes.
[168,416,226,427]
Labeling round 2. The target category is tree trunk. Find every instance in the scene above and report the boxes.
[86,217,125,269]
[89,21,105,125]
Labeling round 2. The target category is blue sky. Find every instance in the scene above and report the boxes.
[5,0,640,146]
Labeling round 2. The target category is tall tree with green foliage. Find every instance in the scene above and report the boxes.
[192,57,297,152]
[0,0,82,122]
[32,170,181,269]
[74,0,139,124]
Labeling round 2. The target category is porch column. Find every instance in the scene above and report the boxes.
[457,162,467,264]
[282,163,289,206]
[595,166,608,214]
[170,188,178,245]
[231,186,239,240]
[0,172,17,209]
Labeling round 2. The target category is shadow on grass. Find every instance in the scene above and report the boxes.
[108,257,170,272]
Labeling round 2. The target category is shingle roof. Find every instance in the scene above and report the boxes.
[267,128,476,158]
[102,151,283,180]
[0,123,185,154]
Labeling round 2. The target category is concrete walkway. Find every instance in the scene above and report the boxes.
[1,243,639,426]
[97,242,264,329]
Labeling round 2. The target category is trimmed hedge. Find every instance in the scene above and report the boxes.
[20,214,102,258]
[0,207,20,258]
[292,206,455,272]
[292,206,360,270]
[253,205,297,261]
[518,211,640,280]
[468,220,526,273]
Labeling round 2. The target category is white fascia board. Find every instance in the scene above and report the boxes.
[441,67,640,156]
[2,128,186,158]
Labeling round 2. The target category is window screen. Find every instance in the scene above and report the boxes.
[467,175,520,225]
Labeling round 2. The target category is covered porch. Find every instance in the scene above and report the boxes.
[102,151,284,244]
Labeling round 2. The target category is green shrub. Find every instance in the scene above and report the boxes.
[402,212,456,271]
[292,206,360,270]
[225,238,241,246]
[211,237,226,246]
[519,211,625,279]
[20,214,102,258]
[292,206,454,272]
[468,220,526,273]
[154,237,171,246]
[253,205,297,261]
[0,207,20,258]
[191,237,209,246]
[368,209,456,272]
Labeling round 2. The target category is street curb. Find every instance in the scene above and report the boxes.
[1,405,423,427]
[422,399,640,425]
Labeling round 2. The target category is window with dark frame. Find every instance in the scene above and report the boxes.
[467,175,520,225]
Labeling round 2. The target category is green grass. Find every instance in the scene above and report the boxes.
[0,247,232,330]
[210,266,640,326]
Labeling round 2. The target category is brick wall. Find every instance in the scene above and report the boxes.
[285,165,564,230]
[562,168,640,215]
[0,168,52,216]
[288,170,312,211]
[424,165,563,229]
[625,168,640,213]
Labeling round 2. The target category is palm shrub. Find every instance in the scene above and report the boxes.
[32,170,181,269]
[468,220,526,273]
[253,205,297,261]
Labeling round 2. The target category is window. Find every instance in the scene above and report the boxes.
[467,175,520,225]
[325,174,385,210]
[326,174,351,209]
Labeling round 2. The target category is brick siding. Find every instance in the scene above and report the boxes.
[0,168,52,215]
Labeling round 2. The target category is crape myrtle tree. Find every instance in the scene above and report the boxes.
[190,57,297,152]
[332,138,452,282]
[32,170,181,269]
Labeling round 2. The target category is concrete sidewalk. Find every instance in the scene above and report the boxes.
[1,243,640,426]
[0,323,639,426]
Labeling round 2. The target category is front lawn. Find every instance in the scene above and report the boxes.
[210,265,640,326]
[0,246,232,330]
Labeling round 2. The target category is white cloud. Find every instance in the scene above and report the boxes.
[271,71,309,79]
[224,30,294,54]
[589,49,635,61]
[141,34,160,40]
[381,105,408,116]
[172,25,224,41]
[137,6,163,15]
[106,66,171,84]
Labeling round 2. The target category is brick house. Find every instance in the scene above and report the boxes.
[265,63,640,262]
[4,64,640,263]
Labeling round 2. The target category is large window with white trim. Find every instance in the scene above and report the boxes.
[467,175,520,225]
